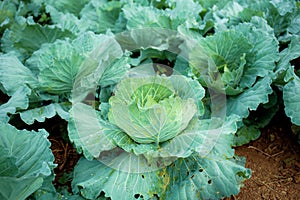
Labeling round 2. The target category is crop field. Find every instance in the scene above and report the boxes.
[0,0,299,199]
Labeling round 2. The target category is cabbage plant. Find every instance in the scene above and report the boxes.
[69,71,250,200]
[1,0,299,199]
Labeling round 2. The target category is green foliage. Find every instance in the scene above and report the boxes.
[0,0,299,199]
[0,123,55,200]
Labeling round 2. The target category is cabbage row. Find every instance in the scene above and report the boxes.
[0,0,299,199]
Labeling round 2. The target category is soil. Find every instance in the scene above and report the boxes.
[226,112,300,200]
[47,110,300,199]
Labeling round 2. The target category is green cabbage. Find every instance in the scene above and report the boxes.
[108,76,197,144]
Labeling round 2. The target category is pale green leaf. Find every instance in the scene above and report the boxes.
[276,35,300,81]
[45,0,89,16]
[98,56,131,87]
[1,19,74,60]
[0,146,18,177]
[19,103,69,125]
[283,73,300,125]
[155,115,238,159]
[234,18,279,88]
[46,5,88,34]
[164,153,251,199]
[68,103,116,160]
[0,54,37,95]
[108,76,199,144]
[0,86,31,123]
[71,118,248,200]
[0,177,44,200]
[123,4,171,29]
[234,95,279,146]
[191,30,253,94]
[0,123,55,200]
[234,125,261,146]
[0,0,16,31]
[199,30,252,71]
[288,10,300,36]
[26,32,123,96]
[212,1,245,31]
[36,41,85,95]
[80,0,124,33]
[115,28,180,53]
[226,77,273,118]
[270,0,296,16]
[71,33,124,102]
[72,154,167,200]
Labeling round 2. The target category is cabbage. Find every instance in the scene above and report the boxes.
[108,76,198,144]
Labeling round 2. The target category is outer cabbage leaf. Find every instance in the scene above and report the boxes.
[19,102,70,125]
[0,146,18,177]
[168,0,203,19]
[234,125,261,147]
[71,117,249,200]
[226,77,273,119]
[44,0,89,16]
[275,35,300,84]
[31,175,59,200]
[68,103,116,160]
[163,116,250,199]
[115,28,181,54]
[283,69,300,125]
[261,0,296,41]
[80,0,125,33]
[233,17,279,88]
[123,4,171,29]
[1,18,75,60]
[269,0,296,16]
[210,0,296,40]
[0,123,55,200]
[0,54,37,95]
[45,5,88,35]
[72,154,167,200]
[0,0,16,32]
[211,1,247,31]
[164,154,250,199]
[98,55,131,87]
[287,10,300,36]
[72,34,126,102]
[234,93,279,146]
[152,115,239,159]
[34,41,85,95]
[0,86,31,123]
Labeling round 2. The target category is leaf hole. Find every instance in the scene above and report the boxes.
[134,194,140,199]
[208,179,212,184]
[199,168,204,172]
[141,174,145,179]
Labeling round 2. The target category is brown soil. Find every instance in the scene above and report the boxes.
[226,114,300,200]
[49,134,79,191]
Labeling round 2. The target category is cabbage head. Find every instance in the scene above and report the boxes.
[108,75,198,144]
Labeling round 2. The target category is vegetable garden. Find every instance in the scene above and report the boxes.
[0,0,299,199]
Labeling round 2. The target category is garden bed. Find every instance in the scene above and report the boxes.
[229,111,300,199]
[1,1,300,199]
[47,108,300,199]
